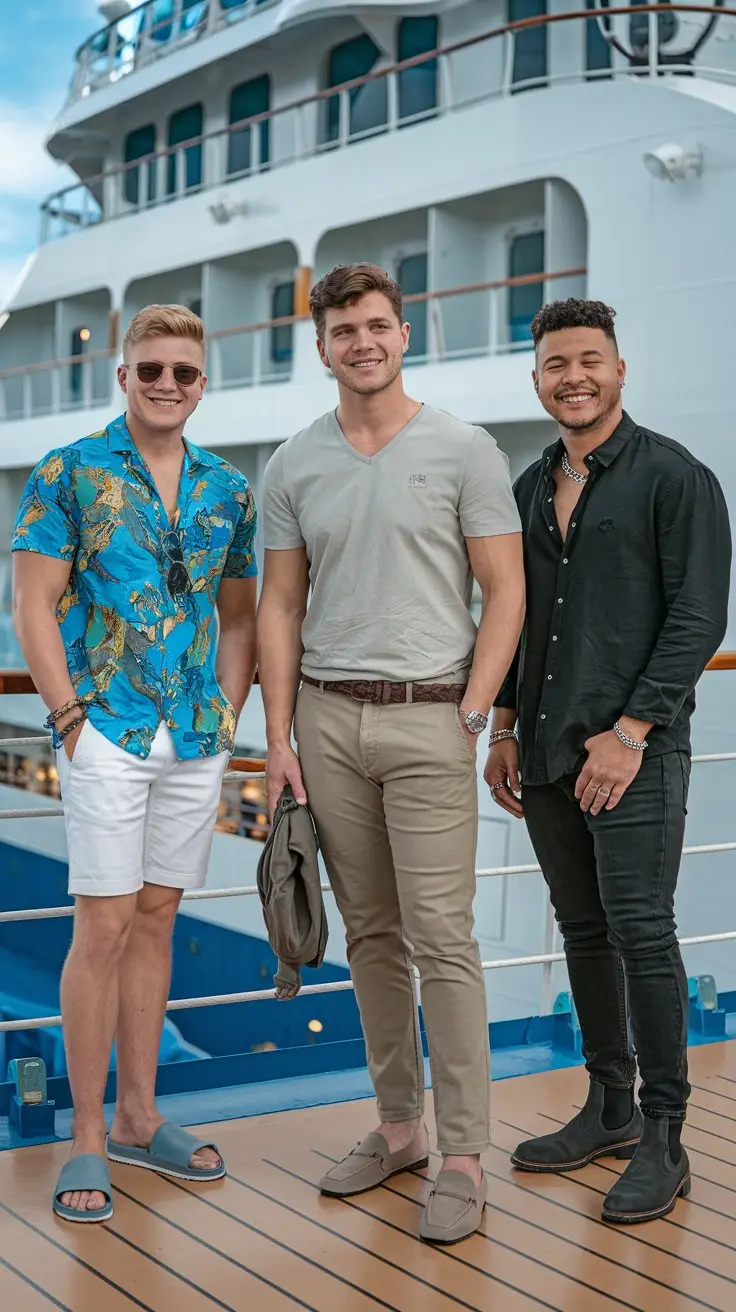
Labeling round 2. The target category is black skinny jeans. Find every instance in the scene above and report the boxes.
[523,751,691,1120]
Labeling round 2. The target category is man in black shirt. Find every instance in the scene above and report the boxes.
[488,298,731,1223]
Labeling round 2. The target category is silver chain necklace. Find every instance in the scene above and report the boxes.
[561,449,588,485]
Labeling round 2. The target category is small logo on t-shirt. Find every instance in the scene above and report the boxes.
[408,473,426,487]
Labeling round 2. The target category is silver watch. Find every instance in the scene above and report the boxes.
[462,710,489,735]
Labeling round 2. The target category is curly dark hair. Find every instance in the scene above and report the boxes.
[309,263,403,338]
[531,298,618,350]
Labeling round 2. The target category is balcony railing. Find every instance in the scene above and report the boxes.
[1,652,735,1029]
[69,0,281,104]
[0,266,586,421]
[44,6,736,242]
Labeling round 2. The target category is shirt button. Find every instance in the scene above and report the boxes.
[552,635,558,642]
[571,521,576,528]
[547,674,553,681]
[562,558,568,565]
[541,714,547,720]
[549,525,554,532]
[558,597,564,604]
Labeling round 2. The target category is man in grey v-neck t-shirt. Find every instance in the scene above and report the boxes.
[258,262,524,1245]
[263,404,518,681]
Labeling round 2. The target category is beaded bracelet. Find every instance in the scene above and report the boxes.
[51,712,87,751]
[45,697,86,728]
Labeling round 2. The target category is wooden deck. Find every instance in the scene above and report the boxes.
[1,1042,735,1311]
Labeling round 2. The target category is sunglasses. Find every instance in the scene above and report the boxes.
[133,362,202,386]
[162,529,191,596]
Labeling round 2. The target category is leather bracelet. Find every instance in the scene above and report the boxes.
[613,720,648,752]
[45,697,85,728]
[489,728,517,745]
[51,712,86,751]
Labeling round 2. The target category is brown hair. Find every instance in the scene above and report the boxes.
[122,303,205,362]
[309,263,403,338]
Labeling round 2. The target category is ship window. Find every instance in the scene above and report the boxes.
[123,123,156,207]
[397,17,439,122]
[69,327,88,404]
[148,0,207,43]
[398,252,428,359]
[586,0,612,75]
[228,76,271,176]
[509,0,548,90]
[508,231,544,346]
[271,281,294,367]
[325,35,387,144]
[167,103,203,194]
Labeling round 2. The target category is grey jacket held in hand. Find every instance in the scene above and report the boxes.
[256,783,328,999]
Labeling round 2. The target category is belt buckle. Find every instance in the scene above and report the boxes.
[380,680,392,705]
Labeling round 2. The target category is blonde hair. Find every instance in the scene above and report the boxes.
[122,304,205,362]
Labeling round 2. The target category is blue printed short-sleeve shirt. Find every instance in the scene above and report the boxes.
[12,415,257,759]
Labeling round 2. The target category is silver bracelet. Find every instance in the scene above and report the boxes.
[613,720,648,751]
[489,728,517,745]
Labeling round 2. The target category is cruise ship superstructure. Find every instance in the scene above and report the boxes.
[1,9,736,1301]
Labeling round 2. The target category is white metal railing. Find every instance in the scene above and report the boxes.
[44,6,736,240]
[1,734,735,1031]
[68,1,276,105]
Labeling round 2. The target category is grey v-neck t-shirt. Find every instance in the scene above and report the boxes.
[261,404,521,682]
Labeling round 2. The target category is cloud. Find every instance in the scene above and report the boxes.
[0,101,71,201]
[0,100,74,308]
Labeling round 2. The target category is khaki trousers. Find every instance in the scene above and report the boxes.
[294,681,491,1155]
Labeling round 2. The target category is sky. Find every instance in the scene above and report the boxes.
[0,1,103,305]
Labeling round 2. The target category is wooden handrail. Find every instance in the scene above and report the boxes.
[3,655,736,698]
[0,268,584,379]
[0,348,116,382]
[55,5,735,201]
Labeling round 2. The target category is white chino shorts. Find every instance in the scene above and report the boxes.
[56,719,230,898]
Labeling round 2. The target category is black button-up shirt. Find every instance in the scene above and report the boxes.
[495,412,731,785]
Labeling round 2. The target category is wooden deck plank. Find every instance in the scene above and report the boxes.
[1,1042,734,1311]
[0,1254,74,1312]
[477,1133,736,1304]
[106,1184,311,1312]
[503,1083,736,1213]
[304,1147,631,1312]
[393,1165,712,1312]
[236,1151,540,1312]
[116,1162,465,1312]
[109,1156,414,1312]
[0,1202,151,1311]
[490,1122,736,1286]
[495,1114,736,1254]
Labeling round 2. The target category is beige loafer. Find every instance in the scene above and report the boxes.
[419,1170,488,1245]
[318,1129,428,1198]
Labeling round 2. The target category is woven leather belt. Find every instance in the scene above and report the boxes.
[302,675,466,705]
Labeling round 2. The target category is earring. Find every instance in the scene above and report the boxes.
[620,381,625,389]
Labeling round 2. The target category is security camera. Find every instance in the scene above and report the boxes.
[98,1,134,19]
[642,143,703,183]
[208,199,250,224]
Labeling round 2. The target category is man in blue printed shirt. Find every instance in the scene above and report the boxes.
[12,304,257,1222]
